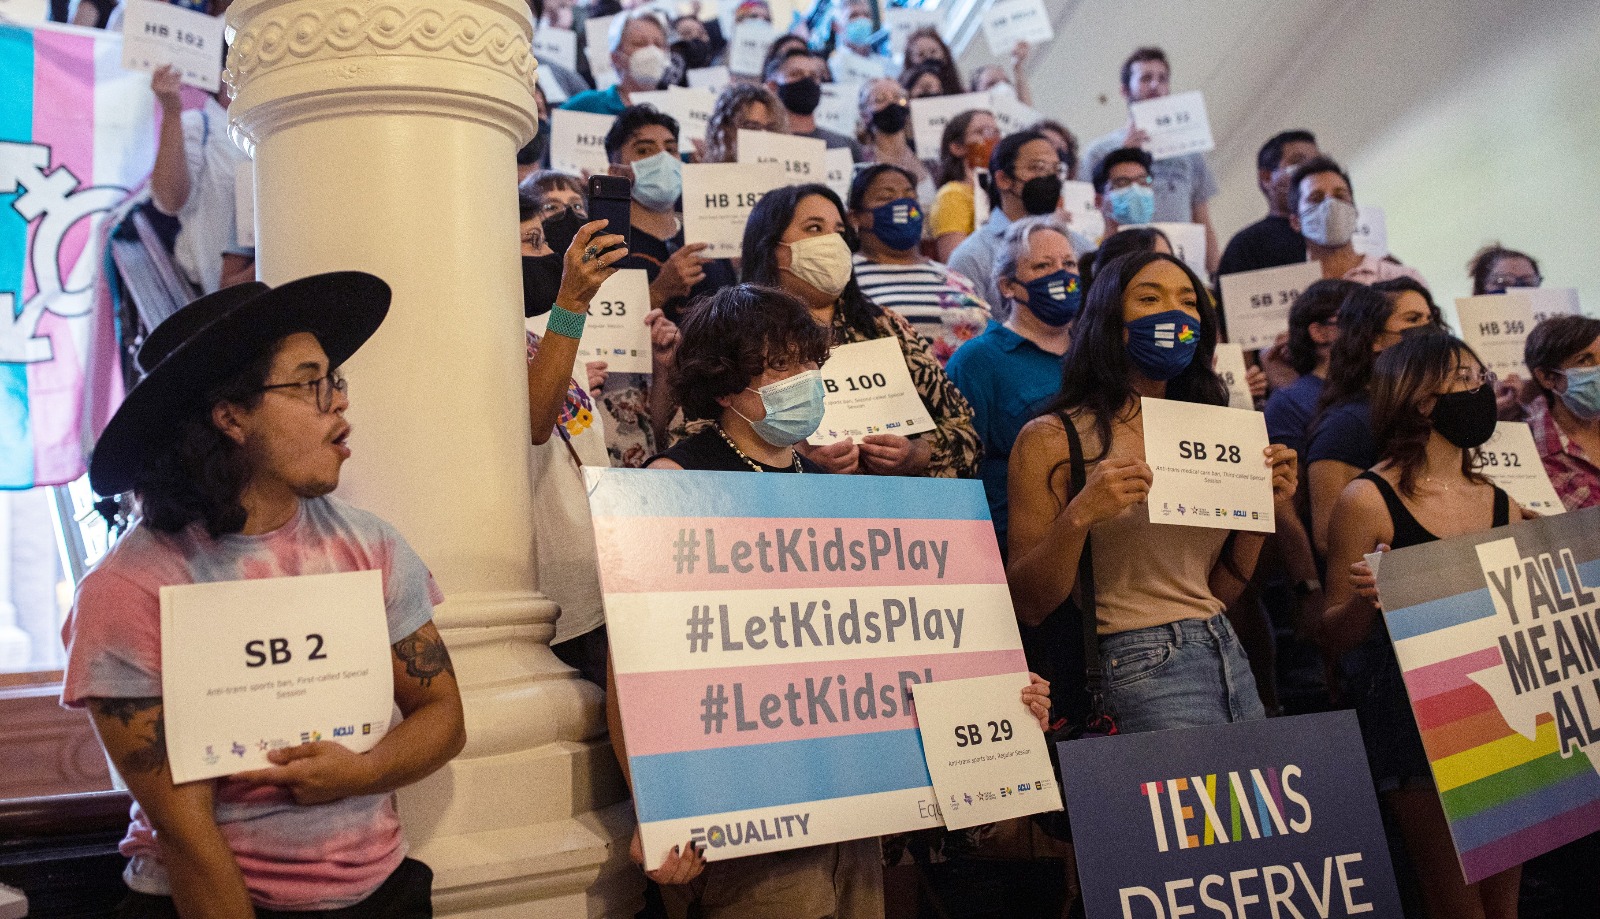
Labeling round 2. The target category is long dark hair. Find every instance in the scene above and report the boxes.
[1371,332,1488,497]
[739,183,883,339]
[1315,284,1395,414]
[1044,250,1227,463]
[936,110,986,186]
[134,346,278,537]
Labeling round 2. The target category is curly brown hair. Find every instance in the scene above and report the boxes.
[672,284,831,422]
[702,83,787,164]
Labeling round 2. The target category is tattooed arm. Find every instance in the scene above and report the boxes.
[237,622,466,804]
[86,697,255,919]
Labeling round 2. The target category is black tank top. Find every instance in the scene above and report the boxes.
[1357,470,1509,549]
[650,427,821,473]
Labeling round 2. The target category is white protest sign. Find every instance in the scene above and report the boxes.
[533,25,578,70]
[817,337,936,443]
[1510,287,1581,323]
[0,0,49,24]
[1147,222,1207,279]
[831,48,886,84]
[666,86,716,145]
[160,570,395,784]
[971,172,990,227]
[1213,342,1253,410]
[913,673,1061,830]
[682,161,786,258]
[981,0,1052,56]
[887,6,943,57]
[815,81,862,138]
[727,17,773,76]
[686,65,732,96]
[824,146,855,202]
[738,129,826,185]
[1058,180,1102,244]
[1351,204,1388,259]
[990,92,1044,137]
[1480,422,1565,516]
[537,64,571,103]
[1129,90,1215,161]
[584,14,618,86]
[909,92,991,157]
[233,159,255,249]
[550,109,616,178]
[1141,396,1274,533]
[1457,293,1536,377]
[120,0,226,92]
[1218,260,1322,351]
[526,269,655,374]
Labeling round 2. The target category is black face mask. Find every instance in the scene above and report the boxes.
[542,206,585,258]
[675,38,713,70]
[1018,174,1062,215]
[517,119,550,165]
[871,101,910,135]
[1430,383,1497,449]
[522,253,564,317]
[776,77,823,116]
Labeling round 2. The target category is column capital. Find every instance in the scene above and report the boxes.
[224,0,538,151]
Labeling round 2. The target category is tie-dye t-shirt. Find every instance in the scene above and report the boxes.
[60,496,442,910]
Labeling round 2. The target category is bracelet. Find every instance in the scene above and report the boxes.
[546,304,587,339]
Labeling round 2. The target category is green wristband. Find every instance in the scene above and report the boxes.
[546,304,587,339]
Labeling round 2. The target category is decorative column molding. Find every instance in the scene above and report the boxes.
[223,0,638,913]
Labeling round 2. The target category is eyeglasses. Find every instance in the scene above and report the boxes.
[1488,274,1542,290]
[1013,160,1066,181]
[1449,367,1497,392]
[539,201,587,220]
[259,370,347,413]
[1108,175,1154,190]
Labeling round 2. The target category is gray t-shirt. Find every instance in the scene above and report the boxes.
[1081,126,1218,224]
[797,125,865,162]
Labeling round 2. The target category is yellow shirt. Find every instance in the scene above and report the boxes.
[929,181,975,238]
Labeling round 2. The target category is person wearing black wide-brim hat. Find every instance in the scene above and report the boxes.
[62,273,465,917]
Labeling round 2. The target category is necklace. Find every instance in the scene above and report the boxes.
[715,423,802,473]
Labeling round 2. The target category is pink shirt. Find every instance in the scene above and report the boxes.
[1341,253,1428,288]
[61,497,442,910]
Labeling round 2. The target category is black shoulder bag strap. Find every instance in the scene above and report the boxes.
[1059,412,1110,729]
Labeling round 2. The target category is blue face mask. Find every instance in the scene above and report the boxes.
[737,369,827,447]
[631,150,682,211]
[844,17,875,47]
[1125,309,1200,381]
[1107,183,1155,226]
[1020,270,1082,327]
[869,198,923,251]
[1560,365,1600,420]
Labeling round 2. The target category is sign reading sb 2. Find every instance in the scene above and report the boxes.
[245,634,329,667]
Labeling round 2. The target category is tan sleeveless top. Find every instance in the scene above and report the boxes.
[1069,409,1228,636]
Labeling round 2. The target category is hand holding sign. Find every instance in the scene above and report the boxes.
[121,0,226,92]
[1141,397,1276,533]
[1129,90,1215,161]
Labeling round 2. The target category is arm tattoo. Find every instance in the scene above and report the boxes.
[394,627,456,689]
[89,697,169,775]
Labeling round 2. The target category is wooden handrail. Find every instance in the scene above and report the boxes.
[0,791,130,851]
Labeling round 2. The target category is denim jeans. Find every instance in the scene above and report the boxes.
[1099,614,1265,734]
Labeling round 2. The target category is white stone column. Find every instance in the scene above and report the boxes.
[222,2,639,914]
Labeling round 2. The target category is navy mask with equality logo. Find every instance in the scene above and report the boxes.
[869,198,923,251]
[1020,270,1081,326]
[1125,309,1200,381]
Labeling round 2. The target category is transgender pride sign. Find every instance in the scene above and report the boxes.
[1377,506,1600,882]
[585,468,1028,869]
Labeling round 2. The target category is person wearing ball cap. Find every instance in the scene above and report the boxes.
[63,273,465,918]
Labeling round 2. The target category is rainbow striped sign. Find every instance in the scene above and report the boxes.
[585,468,1028,869]
[1378,506,1600,882]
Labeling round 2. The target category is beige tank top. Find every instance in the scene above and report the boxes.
[1070,410,1228,636]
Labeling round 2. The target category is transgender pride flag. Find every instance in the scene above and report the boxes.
[1,21,155,488]
[585,468,1030,870]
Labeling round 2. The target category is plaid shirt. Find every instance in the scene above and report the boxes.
[1527,398,1600,511]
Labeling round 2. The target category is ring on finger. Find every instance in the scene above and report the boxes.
[582,245,600,263]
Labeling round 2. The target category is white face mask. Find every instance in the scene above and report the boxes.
[627,44,670,85]
[989,80,1017,100]
[782,233,853,299]
[1299,197,1358,248]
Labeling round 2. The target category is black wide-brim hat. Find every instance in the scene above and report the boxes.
[89,271,391,497]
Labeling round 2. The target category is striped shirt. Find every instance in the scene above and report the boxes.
[851,255,992,366]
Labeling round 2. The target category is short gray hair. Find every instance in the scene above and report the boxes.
[991,216,1074,319]
[608,9,668,55]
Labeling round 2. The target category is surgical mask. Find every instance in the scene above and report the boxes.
[1019,174,1061,216]
[869,198,923,251]
[631,150,682,211]
[628,44,670,85]
[522,253,564,317]
[1125,309,1200,381]
[776,77,823,116]
[989,80,1017,100]
[1430,384,1497,449]
[1020,270,1081,327]
[1559,366,1600,420]
[871,101,910,135]
[1299,197,1358,248]
[517,119,549,165]
[782,233,854,299]
[736,369,827,447]
[844,17,874,47]
[1108,184,1155,226]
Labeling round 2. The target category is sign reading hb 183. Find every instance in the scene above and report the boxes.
[1058,711,1401,919]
